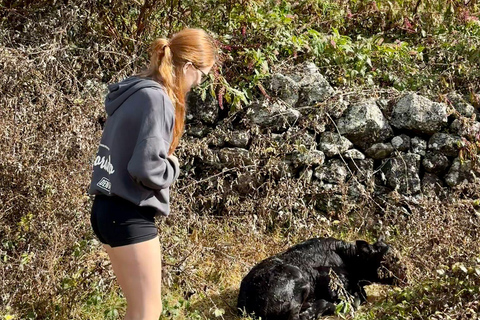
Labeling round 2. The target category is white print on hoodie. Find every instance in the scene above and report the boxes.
[93,144,115,174]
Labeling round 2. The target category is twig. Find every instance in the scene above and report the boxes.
[176,164,257,191]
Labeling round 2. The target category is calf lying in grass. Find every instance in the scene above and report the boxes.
[237,237,407,320]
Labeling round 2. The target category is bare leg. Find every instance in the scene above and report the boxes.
[103,237,162,320]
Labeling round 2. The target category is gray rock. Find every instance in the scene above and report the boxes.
[450,118,480,141]
[298,82,334,107]
[473,92,480,108]
[428,133,461,157]
[186,91,219,124]
[294,62,335,107]
[411,137,427,156]
[187,123,211,138]
[269,159,294,180]
[373,185,394,198]
[343,149,365,160]
[318,132,353,157]
[448,92,475,117]
[348,159,374,183]
[206,127,227,147]
[299,168,314,182]
[314,159,349,184]
[200,148,221,167]
[365,143,394,160]
[327,96,349,119]
[381,153,422,195]
[376,98,394,120]
[311,181,365,213]
[248,99,301,132]
[317,182,336,191]
[348,158,374,175]
[283,129,317,149]
[422,152,451,174]
[272,133,283,141]
[391,93,448,134]
[305,113,327,133]
[234,172,264,195]
[422,173,444,197]
[288,150,325,168]
[267,73,300,107]
[337,99,393,149]
[218,148,253,168]
[225,130,251,148]
[348,182,366,199]
[312,192,344,213]
[445,157,478,187]
[391,134,411,152]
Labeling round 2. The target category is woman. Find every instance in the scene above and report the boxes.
[88,28,217,320]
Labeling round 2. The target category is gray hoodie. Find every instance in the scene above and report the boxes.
[88,76,180,216]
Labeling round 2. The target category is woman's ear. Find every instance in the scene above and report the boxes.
[183,62,192,75]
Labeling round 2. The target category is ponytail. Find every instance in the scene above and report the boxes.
[139,29,217,155]
[146,38,177,106]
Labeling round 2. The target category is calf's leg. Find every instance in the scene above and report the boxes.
[299,299,336,320]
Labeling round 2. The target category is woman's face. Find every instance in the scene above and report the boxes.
[182,62,213,92]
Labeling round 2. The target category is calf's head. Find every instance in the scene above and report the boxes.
[354,237,408,286]
[377,245,409,286]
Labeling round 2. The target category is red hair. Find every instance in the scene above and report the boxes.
[139,28,217,155]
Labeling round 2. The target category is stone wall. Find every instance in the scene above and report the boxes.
[183,62,480,213]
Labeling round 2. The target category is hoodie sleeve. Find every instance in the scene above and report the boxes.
[127,88,180,190]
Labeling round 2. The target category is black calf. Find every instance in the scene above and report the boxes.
[237,237,406,320]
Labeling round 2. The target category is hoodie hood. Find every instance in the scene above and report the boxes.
[105,77,162,116]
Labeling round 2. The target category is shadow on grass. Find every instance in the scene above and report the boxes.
[189,287,246,320]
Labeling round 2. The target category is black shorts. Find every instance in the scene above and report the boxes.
[90,194,158,247]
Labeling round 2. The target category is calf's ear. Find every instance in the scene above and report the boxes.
[379,243,389,255]
[374,241,389,255]
[356,240,371,254]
